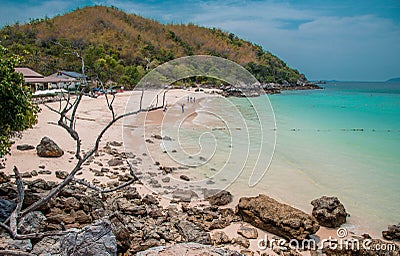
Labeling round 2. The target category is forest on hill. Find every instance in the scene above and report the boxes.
[0,6,307,88]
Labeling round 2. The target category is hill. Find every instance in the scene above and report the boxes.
[0,6,308,88]
[386,77,400,83]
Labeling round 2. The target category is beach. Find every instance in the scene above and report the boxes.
[2,84,399,254]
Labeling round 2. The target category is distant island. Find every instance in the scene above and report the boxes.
[386,77,400,82]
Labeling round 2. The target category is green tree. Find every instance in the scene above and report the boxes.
[0,45,38,156]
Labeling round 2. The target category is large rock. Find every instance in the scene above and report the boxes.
[175,220,211,244]
[237,194,319,240]
[311,196,347,228]
[136,243,241,256]
[0,198,16,222]
[382,224,400,241]
[36,136,64,157]
[60,219,117,256]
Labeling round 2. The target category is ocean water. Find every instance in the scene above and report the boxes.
[177,81,400,236]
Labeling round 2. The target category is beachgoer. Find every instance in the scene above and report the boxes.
[181,103,185,113]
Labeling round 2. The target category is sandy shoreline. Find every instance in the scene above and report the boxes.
[2,88,397,254]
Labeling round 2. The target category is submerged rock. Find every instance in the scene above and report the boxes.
[311,196,348,228]
[36,136,64,157]
[237,194,319,240]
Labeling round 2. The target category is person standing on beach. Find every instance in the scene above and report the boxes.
[181,103,185,113]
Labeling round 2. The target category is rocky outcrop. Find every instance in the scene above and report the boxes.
[36,136,64,157]
[311,196,347,228]
[60,219,117,256]
[237,194,319,240]
[382,224,400,241]
[136,243,242,256]
[0,198,16,222]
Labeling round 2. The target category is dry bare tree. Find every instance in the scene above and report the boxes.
[0,44,163,255]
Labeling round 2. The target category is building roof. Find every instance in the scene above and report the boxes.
[15,67,44,78]
[59,71,86,79]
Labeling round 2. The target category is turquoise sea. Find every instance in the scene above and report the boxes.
[182,81,400,236]
[265,82,400,235]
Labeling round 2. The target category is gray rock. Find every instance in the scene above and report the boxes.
[0,198,16,222]
[237,194,319,240]
[18,211,47,234]
[311,196,348,228]
[36,136,64,157]
[17,144,35,151]
[60,219,117,256]
[175,220,210,244]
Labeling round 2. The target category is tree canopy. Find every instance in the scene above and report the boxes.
[0,45,38,156]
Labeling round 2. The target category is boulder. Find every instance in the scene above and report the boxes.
[180,175,190,181]
[136,242,241,256]
[205,189,233,206]
[60,219,117,256]
[382,224,400,241]
[237,194,319,240]
[0,198,16,222]
[311,196,347,228]
[175,220,210,244]
[36,136,64,157]
[142,194,158,205]
[17,144,35,151]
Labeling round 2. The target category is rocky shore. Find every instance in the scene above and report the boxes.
[1,169,398,255]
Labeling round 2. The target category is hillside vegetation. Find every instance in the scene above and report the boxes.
[0,6,307,88]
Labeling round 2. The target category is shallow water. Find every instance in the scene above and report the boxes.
[173,82,400,236]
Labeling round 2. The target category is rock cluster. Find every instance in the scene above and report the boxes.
[382,224,400,241]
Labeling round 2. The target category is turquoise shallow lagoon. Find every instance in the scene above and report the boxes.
[189,81,400,236]
[265,82,400,235]
[164,81,399,236]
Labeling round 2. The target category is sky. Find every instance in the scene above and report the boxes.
[0,0,399,81]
